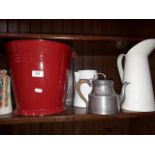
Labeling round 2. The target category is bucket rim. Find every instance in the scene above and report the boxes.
[4,39,73,50]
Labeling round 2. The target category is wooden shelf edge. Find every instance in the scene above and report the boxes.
[0,33,153,42]
[0,107,155,125]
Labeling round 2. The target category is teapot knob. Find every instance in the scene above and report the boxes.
[93,73,107,80]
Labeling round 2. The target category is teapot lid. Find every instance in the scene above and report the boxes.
[93,73,113,84]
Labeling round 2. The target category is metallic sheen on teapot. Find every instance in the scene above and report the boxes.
[77,73,129,115]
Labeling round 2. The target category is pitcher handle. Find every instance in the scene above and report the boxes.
[76,79,92,108]
[117,54,125,82]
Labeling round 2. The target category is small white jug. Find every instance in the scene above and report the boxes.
[73,70,98,107]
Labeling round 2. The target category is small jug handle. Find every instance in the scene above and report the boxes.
[76,79,92,108]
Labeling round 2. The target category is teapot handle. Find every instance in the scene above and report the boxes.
[117,54,125,82]
[76,79,92,108]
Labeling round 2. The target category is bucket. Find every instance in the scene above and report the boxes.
[5,39,73,116]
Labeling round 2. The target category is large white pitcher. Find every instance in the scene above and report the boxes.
[117,39,155,112]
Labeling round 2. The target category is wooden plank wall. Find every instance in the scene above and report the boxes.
[0,19,155,135]
[1,19,155,35]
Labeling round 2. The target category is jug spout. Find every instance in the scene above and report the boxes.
[119,82,129,105]
[127,39,155,57]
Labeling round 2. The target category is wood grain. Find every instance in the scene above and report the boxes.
[30,20,41,33]
[0,107,155,125]
[0,20,7,33]
[40,20,52,34]
[8,20,19,33]
[19,20,30,33]
[0,33,151,42]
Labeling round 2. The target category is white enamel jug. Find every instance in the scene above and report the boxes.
[73,70,98,107]
[117,39,155,112]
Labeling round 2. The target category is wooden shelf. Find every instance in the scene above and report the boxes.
[0,33,154,126]
[0,33,152,42]
[0,107,155,125]
[0,33,152,55]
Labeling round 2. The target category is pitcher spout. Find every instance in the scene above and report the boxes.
[127,39,155,57]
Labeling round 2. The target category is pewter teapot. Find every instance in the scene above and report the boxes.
[77,73,129,115]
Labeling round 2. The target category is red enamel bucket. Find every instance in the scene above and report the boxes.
[5,39,73,116]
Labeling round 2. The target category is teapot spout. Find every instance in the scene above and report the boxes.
[119,82,130,105]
